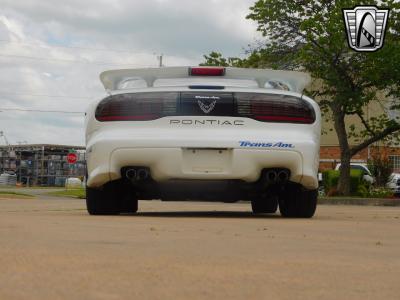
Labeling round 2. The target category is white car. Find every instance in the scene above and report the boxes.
[65,177,83,188]
[334,163,375,184]
[85,67,321,217]
[386,173,400,196]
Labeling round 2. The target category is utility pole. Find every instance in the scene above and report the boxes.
[0,131,9,147]
[157,54,163,67]
[40,145,44,186]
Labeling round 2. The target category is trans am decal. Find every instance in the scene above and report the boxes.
[239,141,295,149]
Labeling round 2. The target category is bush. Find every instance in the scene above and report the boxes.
[322,169,368,196]
[349,170,365,194]
[367,187,394,198]
[367,155,393,187]
[322,170,339,192]
[356,184,369,197]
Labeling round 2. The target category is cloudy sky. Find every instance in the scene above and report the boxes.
[0,0,258,146]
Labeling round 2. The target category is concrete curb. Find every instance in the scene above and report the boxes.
[318,197,400,206]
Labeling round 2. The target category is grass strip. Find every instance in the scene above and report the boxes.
[0,191,35,198]
[47,188,86,199]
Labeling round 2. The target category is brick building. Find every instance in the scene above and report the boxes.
[319,145,400,172]
[319,98,400,172]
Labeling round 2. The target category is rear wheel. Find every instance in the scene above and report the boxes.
[86,180,138,215]
[119,185,138,214]
[251,194,278,214]
[278,184,317,218]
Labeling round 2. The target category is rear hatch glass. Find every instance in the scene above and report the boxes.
[180,92,234,116]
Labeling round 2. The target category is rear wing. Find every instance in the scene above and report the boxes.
[100,66,311,93]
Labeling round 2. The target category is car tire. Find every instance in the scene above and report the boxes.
[119,185,138,214]
[86,180,133,215]
[251,195,278,214]
[278,185,317,218]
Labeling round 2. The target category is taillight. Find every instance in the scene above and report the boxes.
[236,93,315,124]
[189,67,225,76]
[95,92,178,121]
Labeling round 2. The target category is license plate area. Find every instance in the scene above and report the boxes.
[182,148,232,173]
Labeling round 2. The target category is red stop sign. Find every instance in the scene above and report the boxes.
[67,152,78,164]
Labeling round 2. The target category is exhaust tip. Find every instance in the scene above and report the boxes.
[266,170,277,182]
[136,169,149,180]
[278,170,289,182]
[125,169,137,180]
[123,167,151,182]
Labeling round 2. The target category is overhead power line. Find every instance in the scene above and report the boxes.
[0,108,85,114]
[0,92,91,99]
[0,39,149,55]
[0,53,153,67]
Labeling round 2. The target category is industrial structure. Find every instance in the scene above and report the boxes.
[0,144,85,186]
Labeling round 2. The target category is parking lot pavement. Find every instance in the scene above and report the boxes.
[0,198,399,300]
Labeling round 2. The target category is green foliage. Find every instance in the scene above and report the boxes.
[367,187,394,198]
[200,51,245,67]
[0,191,34,198]
[356,184,369,197]
[202,1,400,145]
[246,0,400,145]
[201,0,400,195]
[323,169,368,196]
[367,154,393,187]
[322,169,394,197]
[349,170,367,195]
[322,170,340,192]
[47,188,86,199]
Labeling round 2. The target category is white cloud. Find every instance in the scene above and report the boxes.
[0,0,258,146]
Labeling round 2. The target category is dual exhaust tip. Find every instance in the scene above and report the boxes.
[125,168,150,181]
[265,169,290,183]
[125,167,288,183]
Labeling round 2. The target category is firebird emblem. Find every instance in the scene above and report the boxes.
[197,100,216,114]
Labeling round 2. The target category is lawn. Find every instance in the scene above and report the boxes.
[0,191,35,199]
[47,188,86,199]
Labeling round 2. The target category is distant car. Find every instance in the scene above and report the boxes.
[85,67,321,217]
[65,177,82,188]
[0,172,17,186]
[335,163,375,184]
[386,173,400,196]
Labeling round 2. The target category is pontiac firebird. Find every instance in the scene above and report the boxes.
[85,67,321,217]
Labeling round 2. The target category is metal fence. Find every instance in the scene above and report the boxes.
[0,144,86,186]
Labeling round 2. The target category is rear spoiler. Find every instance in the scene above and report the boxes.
[100,66,311,93]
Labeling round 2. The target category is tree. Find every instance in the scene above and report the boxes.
[202,0,400,195]
[200,52,246,67]
[367,151,393,187]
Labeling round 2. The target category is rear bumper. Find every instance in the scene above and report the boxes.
[87,146,319,190]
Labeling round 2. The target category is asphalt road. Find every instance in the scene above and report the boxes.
[0,197,399,300]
